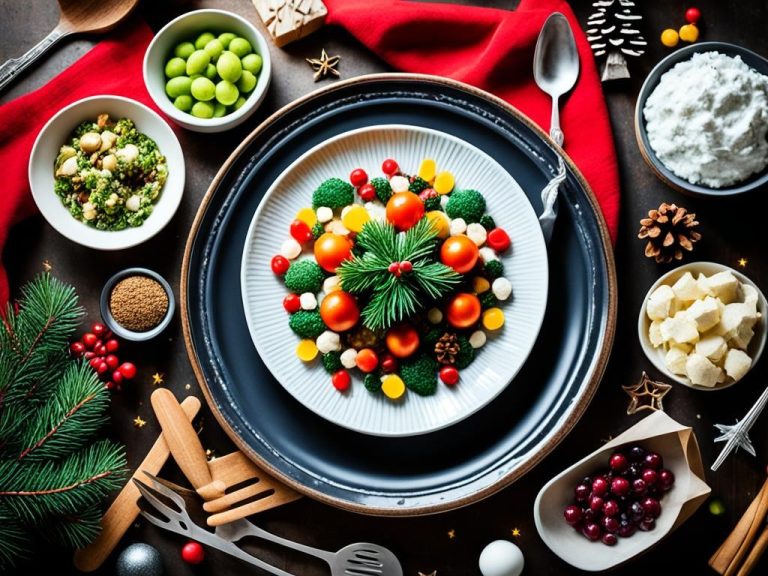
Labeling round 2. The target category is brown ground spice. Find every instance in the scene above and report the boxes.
[110,275,169,332]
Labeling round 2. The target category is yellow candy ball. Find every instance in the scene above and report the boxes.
[660,28,679,48]
[472,277,490,294]
[482,307,505,331]
[418,158,437,183]
[434,171,455,195]
[341,205,370,233]
[381,374,406,400]
[679,23,699,43]
[296,339,318,362]
[295,207,317,228]
[426,210,450,239]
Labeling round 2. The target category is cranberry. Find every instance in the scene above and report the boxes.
[642,497,661,518]
[105,339,119,353]
[118,362,137,380]
[91,323,107,337]
[105,355,119,370]
[639,518,656,532]
[609,452,628,473]
[644,452,663,470]
[628,445,646,462]
[589,495,604,513]
[602,533,618,546]
[601,515,620,533]
[349,168,368,187]
[70,342,86,357]
[574,484,590,502]
[82,333,98,349]
[642,468,658,486]
[89,357,101,369]
[659,469,675,491]
[563,505,582,525]
[270,255,290,275]
[84,351,96,360]
[611,477,630,497]
[629,501,645,522]
[602,499,620,518]
[581,522,602,541]
[627,462,643,478]
[95,344,107,357]
[632,478,647,495]
[582,509,596,523]
[618,520,636,538]
[592,476,609,497]
[112,370,124,385]
[96,361,109,375]
[381,159,399,175]
[358,183,376,201]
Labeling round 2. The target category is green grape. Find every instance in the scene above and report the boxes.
[195,32,215,50]
[165,76,192,98]
[216,51,242,83]
[190,77,216,101]
[241,53,263,75]
[233,96,247,110]
[189,74,203,81]
[205,63,217,80]
[228,37,252,58]
[191,101,215,119]
[204,38,224,61]
[165,57,187,78]
[173,94,194,112]
[174,41,195,59]
[186,49,211,75]
[213,102,227,118]
[237,70,256,94]
[218,32,236,48]
[215,80,239,106]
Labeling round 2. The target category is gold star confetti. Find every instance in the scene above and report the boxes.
[447,529,456,539]
[133,416,147,429]
[622,372,672,414]
[418,572,437,576]
[42,260,52,272]
[152,372,164,386]
[306,49,340,82]
[738,258,748,268]
[511,528,521,537]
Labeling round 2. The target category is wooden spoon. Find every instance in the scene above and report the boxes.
[0,0,139,92]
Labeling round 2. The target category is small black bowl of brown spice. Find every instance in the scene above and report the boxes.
[100,268,175,341]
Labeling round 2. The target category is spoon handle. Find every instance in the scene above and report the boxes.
[549,96,564,147]
[0,26,68,93]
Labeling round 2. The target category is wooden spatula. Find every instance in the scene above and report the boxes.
[151,389,301,526]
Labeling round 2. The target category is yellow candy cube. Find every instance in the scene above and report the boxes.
[341,205,370,233]
[482,307,505,331]
[295,207,317,228]
[418,159,437,183]
[472,277,490,294]
[426,210,450,239]
[434,171,455,195]
[296,339,318,361]
[381,374,406,400]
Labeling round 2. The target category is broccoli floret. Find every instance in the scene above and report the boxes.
[455,336,475,369]
[484,259,504,280]
[312,177,355,210]
[370,177,392,204]
[288,310,326,339]
[311,221,325,239]
[400,353,438,396]
[479,292,498,310]
[322,351,343,373]
[284,260,325,293]
[479,214,496,230]
[408,176,430,194]
[424,196,441,211]
[364,373,382,393]
[445,189,486,223]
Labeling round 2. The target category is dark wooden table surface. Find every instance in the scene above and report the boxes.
[2,1,768,575]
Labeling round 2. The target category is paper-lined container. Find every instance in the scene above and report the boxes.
[534,411,711,572]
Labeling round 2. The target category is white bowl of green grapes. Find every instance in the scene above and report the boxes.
[143,9,271,133]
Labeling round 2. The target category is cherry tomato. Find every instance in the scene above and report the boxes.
[356,348,379,373]
[181,541,205,565]
[105,339,119,353]
[82,333,98,349]
[440,235,479,274]
[320,291,360,332]
[332,369,351,391]
[487,228,511,252]
[446,293,482,329]
[290,219,313,243]
[385,324,420,358]
[386,191,425,231]
[350,168,368,187]
[381,354,398,373]
[382,158,399,175]
[271,255,290,275]
[439,366,459,386]
[118,362,137,380]
[314,232,353,273]
[283,293,301,313]
[685,6,701,23]
[358,183,376,201]
[70,342,85,357]
[91,323,107,337]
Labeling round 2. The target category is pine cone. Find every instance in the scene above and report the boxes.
[638,203,701,264]
[435,333,460,365]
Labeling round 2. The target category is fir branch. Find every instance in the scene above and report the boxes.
[0,507,29,572]
[37,505,103,549]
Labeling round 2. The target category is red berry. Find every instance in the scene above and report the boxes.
[84,351,96,360]
[283,293,301,313]
[105,355,119,370]
[399,260,413,273]
[563,505,582,525]
[70,342,86,357]
[381,354,397,373]
[105,381,116,390]
[487,228,511,252]
[581,522,601,541]
[181,541,205,565]
[642,468,658,486]
[381,159,399,175]
[601,515,619,533]
[685,6,701,23]
[112,370,124,384]
[105,339,120,353]
[602,499,620,518]
[118,362,137,380]
[271,255,290,275]
[632,478,648,495]
[290,219,313,244]
[589,495,604,513]
[609,452,628,473]
[574,484,590,502]
[642,497,661,518]
[91,323,107,337]
[591,476,608,497]
[358,183,376,202]
[644,452,663,470]
[659,469,675,491]
[439,365,459,386]
[610,477,630,497]
[82,333,98,349]
[602,533,618,546]
[95,344,107,357]
[350,168,368,187]
[89,357,101,369]
[331,369,351,391]
[97,361,109,375]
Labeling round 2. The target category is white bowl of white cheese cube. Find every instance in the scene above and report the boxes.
[638,262,766,390]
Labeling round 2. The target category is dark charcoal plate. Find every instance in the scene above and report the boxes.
[635,42,768,197]
[181,74,616,515]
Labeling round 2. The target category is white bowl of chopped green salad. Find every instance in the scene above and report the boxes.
[29,95,185,250]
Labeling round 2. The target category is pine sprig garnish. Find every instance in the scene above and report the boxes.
[338,219,461,331]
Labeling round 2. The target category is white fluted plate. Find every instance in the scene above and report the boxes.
[241,125,548,436]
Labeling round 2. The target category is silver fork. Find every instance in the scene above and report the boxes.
[216,519,403,576]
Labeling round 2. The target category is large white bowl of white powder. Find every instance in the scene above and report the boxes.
[636,42,768,195]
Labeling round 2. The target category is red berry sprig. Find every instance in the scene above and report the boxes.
[70,323,136,391]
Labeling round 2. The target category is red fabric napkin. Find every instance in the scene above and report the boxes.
[0,21,157,307]
[324,0,620,240]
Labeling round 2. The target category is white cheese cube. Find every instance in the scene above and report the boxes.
[340,348,358,369]
[718,302,759,339]
[729,324,755,350]
[649,321,664,348]
[316,331,341,353]
[646,284,676,321]
[723,349,752,381]
[703,271,740,304]
[316,206,333,223]
[665,347,688,376]
[479,247,498,263]
[389,175,410,193]
[695,335,727,362]
[685,353,723,387]
[672,272,708,303]
[696,273,714,297]
[742,284,759,308]
[660,313,699,345]
[686,296,721,332]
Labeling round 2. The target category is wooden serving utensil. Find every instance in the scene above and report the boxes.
[0,0,139,92]
[151,389,301,526]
